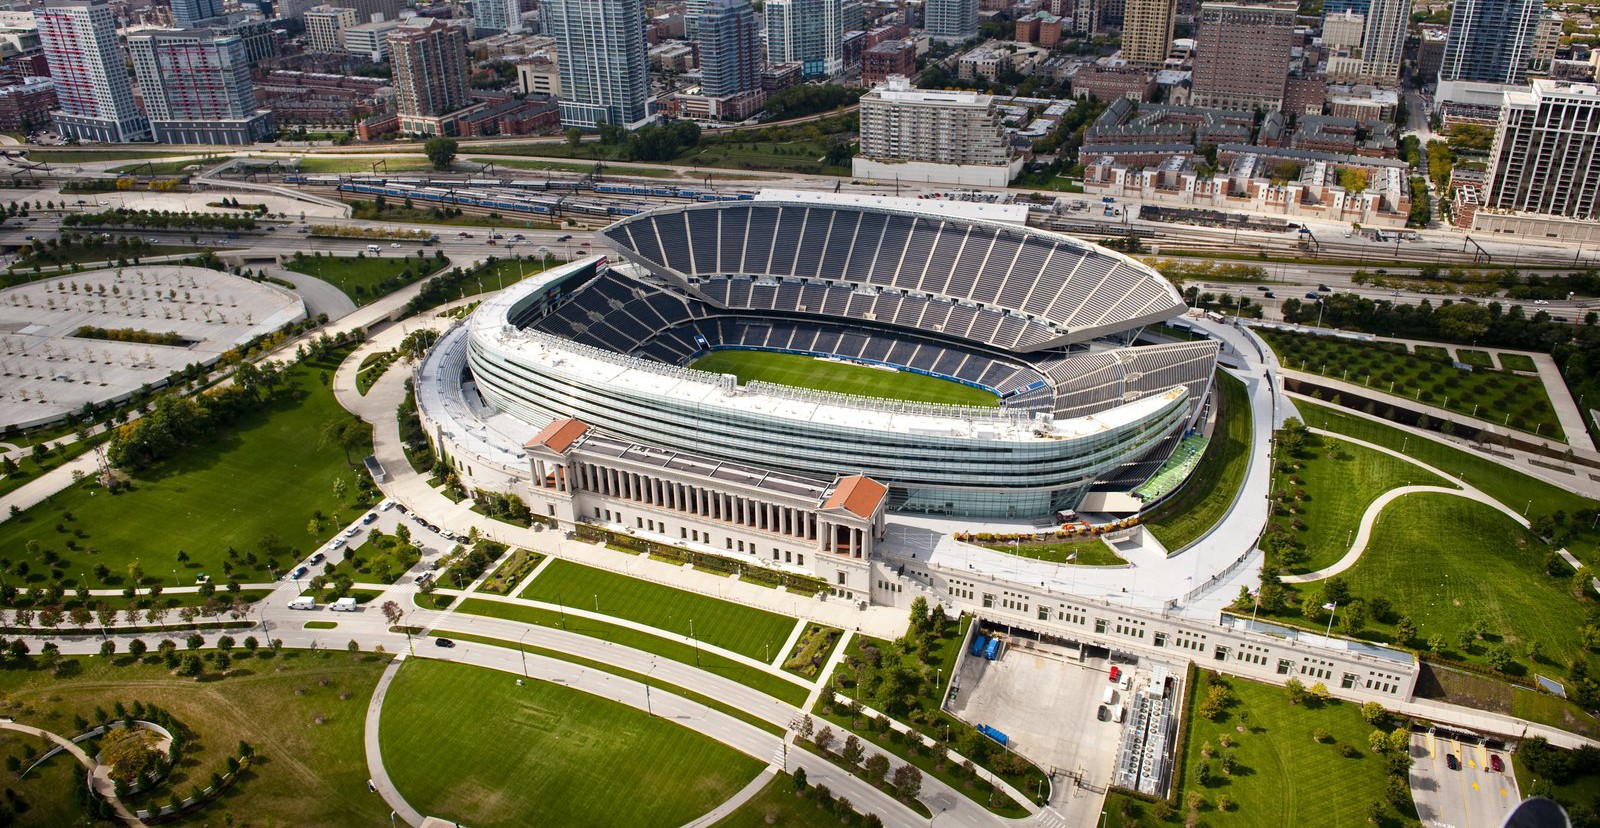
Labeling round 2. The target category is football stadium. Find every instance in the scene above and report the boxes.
[429,190,1219,519]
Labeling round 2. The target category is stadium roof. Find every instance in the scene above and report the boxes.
[525,417,591,454]
[756,188,1029,226]
[823,475,889,519]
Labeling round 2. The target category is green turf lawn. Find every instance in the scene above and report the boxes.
[0,351,374,589]
[1104,671,1406,828]
[380,659,763,828]
[1269,433,1451,574]
[344,198,560,231]
[1498,352,1538,372]
[26,149,191,164]
[689,349,999,408]
[456,598,809,704]
[712,772,876,827]
[1274,494,1587,679]
[469,156,683,178]
[110,157,230,175]
[1294,400,1600,562]
[981,537,1129,565]
[1143,372,1252,551]
[1260,328,1564,438]
[0,649,389,827]
[1456,348,1495,368]
[520,558,798,661]
[293,156,434,174]
[284,252,448,306]
[0,440,94,499]
[1414,345,1450,360]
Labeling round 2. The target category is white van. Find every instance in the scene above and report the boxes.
[329,597,359,612]
[1103,686,1118,706]
[367,244,381,253]
[288,596,316,610]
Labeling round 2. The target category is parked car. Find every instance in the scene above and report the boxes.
[329,537,346,550]
[290,565,309,579]
[1446,754,1460,770]
[362,513,378,524]
[435,638,456,648]
[1490,754,1504,772]
[308,551,325,565]
[1108,666,1121,682]
[343,525,360,537]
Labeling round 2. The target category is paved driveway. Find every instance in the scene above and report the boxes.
[1410,732,1519,828]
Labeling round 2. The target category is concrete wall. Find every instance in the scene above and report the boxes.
[851,157,1024,187]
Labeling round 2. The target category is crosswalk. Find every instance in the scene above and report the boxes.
[1036,807,1067,828]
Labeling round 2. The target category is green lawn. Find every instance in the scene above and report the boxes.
[380,659,763,828]
[713,772,877,827]
[1143,372,1252,551]
[0,650,389,827]
[1456,348,1494,368]
[478,548,544,595]
[1105,671,1407,827]
[1261,328,1564,438]
[689,349,999,408]
[456,598,809,705]
[1269,494,1586,680]
[292,156,434,174]
[0,351,374,589]
[520,558,798,661]
[686,140,851,176]
[1295,400,1600,562]
[1268,433,1451,575]
[284,252,449,306]
[469,156,683,178]
[981,538,1128,566]
[0,439,95,499]
[1414,345,1450,361]
[25,149,191,164]
[344,198,560,230]
[1499,352,1538,372]
[110,157,230,175]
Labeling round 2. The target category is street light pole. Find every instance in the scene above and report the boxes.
[518,627,530,677]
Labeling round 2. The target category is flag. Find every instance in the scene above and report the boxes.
[1322,602,1336,611]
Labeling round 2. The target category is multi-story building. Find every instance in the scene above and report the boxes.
[1320,0,1405,83]
[304,6,356,52]
[544,0,652,128]
[697,0,760,98]
[473,0,523,35]
[35,0,149,142]
[346,0,405,23]
[217,14,279,65]
[128,28,273,144]
[170,0,222,27]
[1440,0,1556,85]
[1482,80,1600,223]
[1417,24,1447,82]
[516,55,560,95]
[852,75,1022,186]
[344,17,400,61]
[1190,2,1295,111]
[925,0,977,43]
[388,17,476,135]
[765,0,843,77]
[1121,0,1175,69]
[862,39,916,85]
[0,76,54,131]
[1015,11,1063,46]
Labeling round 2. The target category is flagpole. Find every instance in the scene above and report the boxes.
[1325,600,1337,641]
[1250,590,1260,628]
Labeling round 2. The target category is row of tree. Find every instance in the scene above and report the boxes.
[63,208,256,231]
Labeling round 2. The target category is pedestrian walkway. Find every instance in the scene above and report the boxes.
[363,655,425,828]
[0,721,145,826]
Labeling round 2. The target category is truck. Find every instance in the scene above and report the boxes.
[970,633,989,657]
[977,724,1009,746]
[329,597,359,612]
[287,596,316,610]
[1103,686,1118,706]
[984,636,1003,660]
[367,244,381,253]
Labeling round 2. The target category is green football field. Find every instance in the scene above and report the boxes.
[688,349,999,407]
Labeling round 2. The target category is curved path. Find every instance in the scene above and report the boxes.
[1281,428,1533,583]
[0,721,145,826]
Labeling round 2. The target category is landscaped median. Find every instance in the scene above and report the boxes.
[1141,371,1253,551]
[454,598,810,705]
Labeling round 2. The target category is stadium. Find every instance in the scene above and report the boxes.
[433,190,1219,519]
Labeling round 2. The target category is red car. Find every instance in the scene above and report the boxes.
[1490,755,1505,773]
[1109,666,1121,682]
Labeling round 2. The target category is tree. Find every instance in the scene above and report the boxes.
[1395,616,1418,646]
[1284,677,1306,705]
[863,752,889,782]
[792,767,807,792]
[893,763,922,799]
[424,137,459,171]
[100,727,163,785]
[99,639,116,658]
[127,639,148,660]
[177,652,203,677]
[814,726,835,753]
[382,600,404,627]
[564,127,583,147]
[1361,701,1386,726]
[320,419,368,468]
[842,735,866,765]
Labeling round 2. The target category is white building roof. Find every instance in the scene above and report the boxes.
[755,188,1030,225]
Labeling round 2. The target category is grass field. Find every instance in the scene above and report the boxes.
[713,772,876,827]
[285,253,449,306]
[344,198,560,231]
[689,349,999,408]
[292,156,434,174]
[1499,352,1538,372]
[469,157,683,178]
[1270,495,1586,679]
[1260,328,1563,438]
[25,149,190,164]
[982,538,1128,566]
[110,158,229,175]
[1104,671,1406,827]
[1270,433,1451,575]
[457,599,809,705]
[0,439,95,499]
[1457,348,1494,368]
[1294,400,1600,563]
[520,558,798,661]
[0,351,373,588]
[1143,372,1252,551]
[0,650,389,827]
[380,659,762,828]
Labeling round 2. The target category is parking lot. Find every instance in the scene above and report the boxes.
[1410,732,1519,828]
[947,635,1133,822]
[282,499,485,592]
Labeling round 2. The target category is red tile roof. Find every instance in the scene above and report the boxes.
[524,418,590,454]
[823,475,888,519]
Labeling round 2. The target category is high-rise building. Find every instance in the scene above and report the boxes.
[345,17,400,61]
[1483,80,1600,220]
[473,0,523,35]
[684,0,707,38]
[1440,0,1555,85]
[765,0,843,77]
[852,76,1021,186]
[170,0,223,27]
[304,6,356,52]
[36,0,149,142]
[545,0,652,128]
[1190,2,1295,111]
[925,0,977,43]
[1121,0,1174,68]
[698,0,760,97]
[388,17,474,134]
[1320,0,1405,83]
[128,28,273,144]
